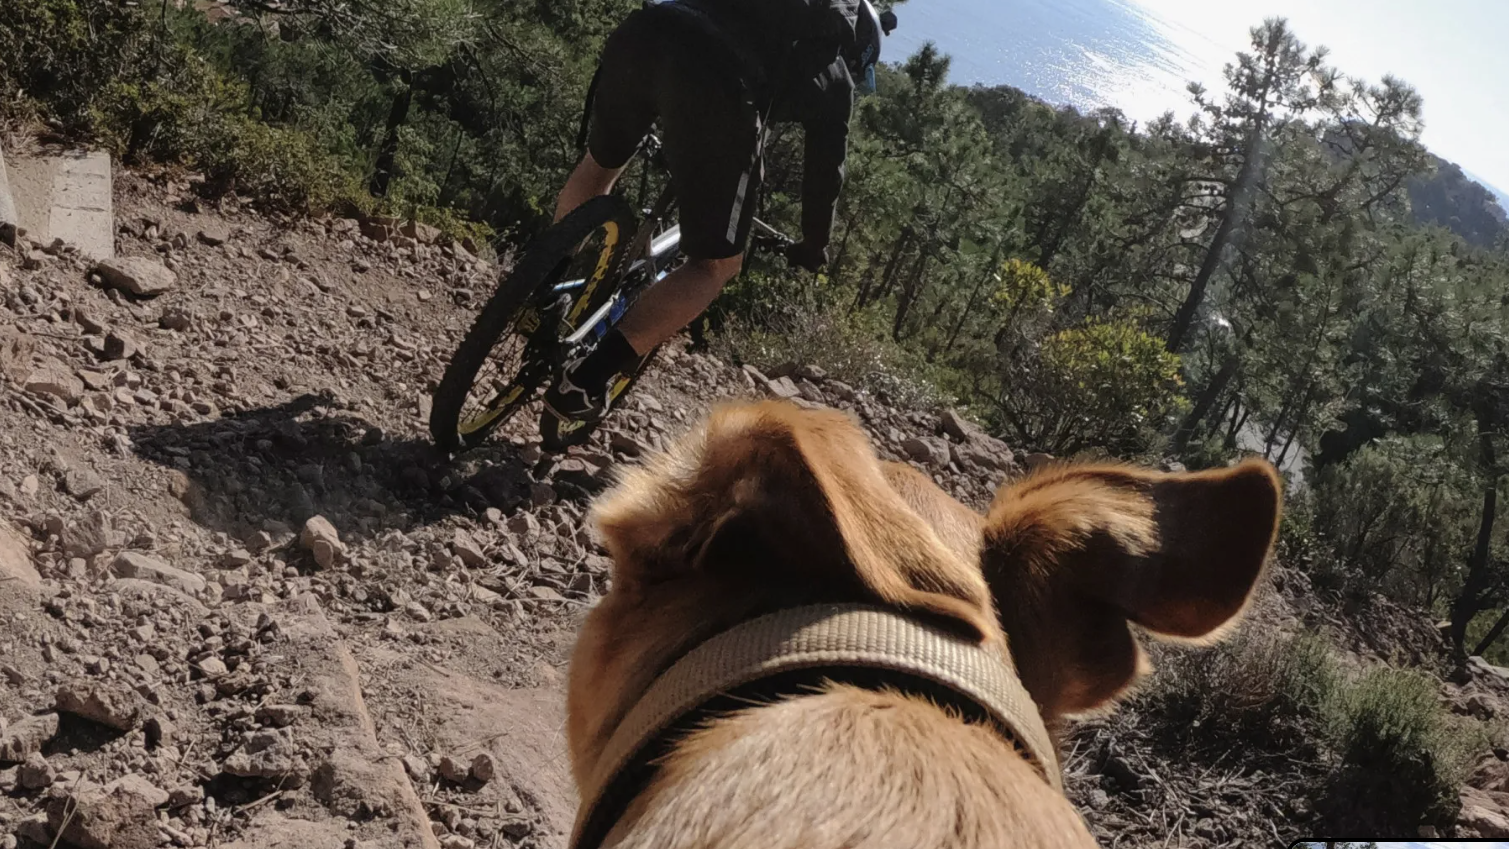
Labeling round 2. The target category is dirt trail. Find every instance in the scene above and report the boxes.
[0,169,1501,849]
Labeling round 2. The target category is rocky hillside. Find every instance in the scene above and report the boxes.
[1,166,1508,849]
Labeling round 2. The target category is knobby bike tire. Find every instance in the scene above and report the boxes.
[429,195,638,453]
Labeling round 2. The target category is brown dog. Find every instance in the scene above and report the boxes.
[569,401,1281,848]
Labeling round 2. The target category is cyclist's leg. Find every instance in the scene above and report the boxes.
[554,10,660,223]
[544,31,755,421]
[616,256,744,354]
[613,53,762,355]
[555,153,623,224]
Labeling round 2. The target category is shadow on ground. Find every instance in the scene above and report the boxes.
[127,393,545,544]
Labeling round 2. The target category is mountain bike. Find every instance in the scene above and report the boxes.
[430,133,792,454]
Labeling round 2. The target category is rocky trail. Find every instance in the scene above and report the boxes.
[0,166,1507,849]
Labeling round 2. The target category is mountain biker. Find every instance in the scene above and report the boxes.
[543,0,897,424]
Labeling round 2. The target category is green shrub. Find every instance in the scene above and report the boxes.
[191,113,361,212]
[1310,435,1477,607]
[712,285,954,410]
[1144,631,1340,749]
[0,0,150,131]
[1147,625,1485,832]
[1324,665,1483,828]
[992,315,1188,458]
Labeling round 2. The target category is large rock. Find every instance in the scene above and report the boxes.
[265,594,440,848]
[0,521,40,619]
[901,436,951,469]
[0,325,36,383]
[766,376,801,400]
[218,811,411,849]
[18,751,55,789]
[300,515,344,569]
[0,521,38,588]
[96,256,176,296]
[451,529,486,568]
[1472,754,1509,793]
[937,409,1015,471]
[940,409,982,443]
[111,578,208,616]
[47,774,169,849]
[112,551,206,594]
[1466,691,1501,720]
[401,220,443,244]
[1470,655,1509,686]
[24,359,84,405]
[1023,452,1056,473]
[1459,785,1509,837]
[0,140,16,244]
[55,679,147,730]
[61,510,111,559]
[952,438,1015,473]
[0,713,59,763]
[196,223,231,246]
[400,660,578,840]
[223,728,308,785]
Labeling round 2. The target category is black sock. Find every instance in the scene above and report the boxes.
[572,329,641,393]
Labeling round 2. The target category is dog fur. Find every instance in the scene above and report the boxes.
[569,400,1281,848]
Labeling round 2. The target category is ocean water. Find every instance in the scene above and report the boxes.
[885,0,1209,122]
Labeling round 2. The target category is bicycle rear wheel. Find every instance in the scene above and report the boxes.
[430,195,637,453]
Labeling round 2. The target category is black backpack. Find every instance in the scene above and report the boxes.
[654,0,860,96]
[576,0,859,150]
[720,0,861,52]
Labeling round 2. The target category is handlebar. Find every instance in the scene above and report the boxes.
[749,218,794,255]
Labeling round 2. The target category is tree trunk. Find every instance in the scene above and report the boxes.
[1038,159,1102,270]
[437,128,465,207]
[1225,402,1251,450]
[1275,379,1318,467]
[1213,393,1240,436]
[829,208,859,288]
[1275,422,1302,469]
[857,227,911,310]
[1451,423,1500,659]
[1473,607,1509,659]
[370,80,415,198]
[1172,354,1237,454]
[892,248,932,341]
[935,243,1004,360]
[1263,392,1295,460]
[1166,123,1265,353]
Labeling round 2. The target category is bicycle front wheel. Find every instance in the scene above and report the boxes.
[430,195,638,453]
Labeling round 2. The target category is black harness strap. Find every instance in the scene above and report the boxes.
[572,665,1027,849]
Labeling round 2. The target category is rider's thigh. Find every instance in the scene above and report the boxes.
[586,11,667,170]
[656,56,761,263]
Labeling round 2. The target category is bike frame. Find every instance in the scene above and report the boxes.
[551,135,784,349]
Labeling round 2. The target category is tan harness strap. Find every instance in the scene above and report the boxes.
[570,603,1062,849]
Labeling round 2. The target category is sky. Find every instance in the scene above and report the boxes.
[1390,844,1509,849]
[1127,0,1509,196]
[887,0,1509,201]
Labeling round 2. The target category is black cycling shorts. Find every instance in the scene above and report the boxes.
[586,9,762,261]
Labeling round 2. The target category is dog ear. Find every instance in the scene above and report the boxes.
[591,402,996,642]
[981,459,1281,719]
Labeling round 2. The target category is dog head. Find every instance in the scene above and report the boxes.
[567,400,1280,784]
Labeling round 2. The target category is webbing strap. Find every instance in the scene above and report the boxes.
[569,603,1061,849]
